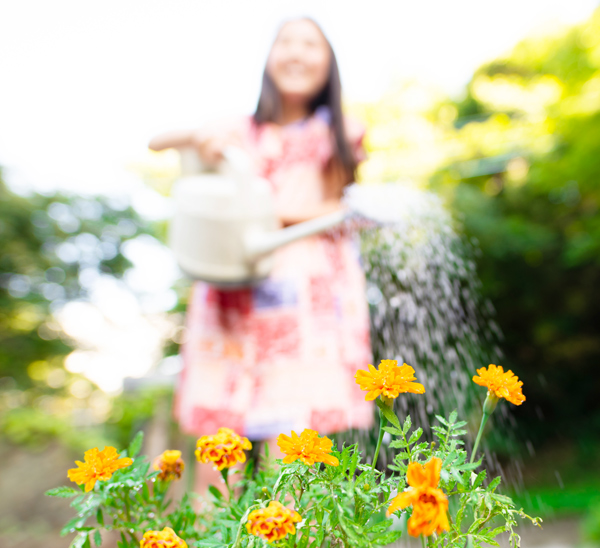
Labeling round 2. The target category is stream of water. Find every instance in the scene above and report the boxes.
[342,182,524,488]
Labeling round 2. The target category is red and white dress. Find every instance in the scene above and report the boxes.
[175,110,373,439]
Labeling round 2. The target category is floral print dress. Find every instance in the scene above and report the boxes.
[174,110,373,440]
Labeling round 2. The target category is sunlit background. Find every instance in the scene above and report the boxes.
[2,1,600,546]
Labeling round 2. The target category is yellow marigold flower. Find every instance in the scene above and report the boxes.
[195,427,252,471]
[153,450,185,481]
[355,360,425,401]
[140,527,187,548]
[277,429,339,466]
[246,501,301,543]
[67,446,133,492]
[387,458,449,537]
[472,364,525,406]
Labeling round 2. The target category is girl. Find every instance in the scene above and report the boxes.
[150,17,373,488]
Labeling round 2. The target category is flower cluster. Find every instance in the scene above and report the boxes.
[140,527,187,548]
[277,429,339,466]
[246,501,301,543]
[387,457,449,537]
[355,360,425,401]
[195,427,252,470]
[50,359,533,548]
[67,446,133,492]
[473,364,525,406]
[153,450,185,481]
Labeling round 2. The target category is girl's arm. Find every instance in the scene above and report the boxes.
[148,130,196,151]
[278,199,346,227]
[149,122,243,166]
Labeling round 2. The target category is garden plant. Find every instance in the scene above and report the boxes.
[47,360,539,548]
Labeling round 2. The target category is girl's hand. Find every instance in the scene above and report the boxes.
[191,131,226,167]
[191,124,244,168]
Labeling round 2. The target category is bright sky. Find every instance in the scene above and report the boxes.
[1,0,598,196]
[1,0,598,392]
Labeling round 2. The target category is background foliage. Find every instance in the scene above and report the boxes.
[429,10,600,449]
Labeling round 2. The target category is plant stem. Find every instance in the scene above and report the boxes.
[123,489,133,524]
[421,534,426,548]
[232,504,260,548]
[371,407,387,471]
[221,468,233,501]
[470,412,490,464]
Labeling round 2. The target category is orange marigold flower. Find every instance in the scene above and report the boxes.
[277,429,339,467]
[67,446,133,492]
[246,501,301,543]
[387,458,450,537]
[355,360,425,401]
[472,364,525,406]
[140,527,187,548]
[195,427,252,471]
[153,450,185,481]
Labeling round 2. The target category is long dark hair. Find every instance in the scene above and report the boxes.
[253,18,357,183]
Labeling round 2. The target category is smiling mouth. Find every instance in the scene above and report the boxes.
[282,64,309,77]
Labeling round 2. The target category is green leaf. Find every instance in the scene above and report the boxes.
[449,410,458,424]
[484,493,493,511]
[488,476,502,491]
[69,533,88,548]
[435,415,448,427]
[46,486,80,498]
[491,493,514,505]
[94,530,102,547]
[383,426,402,436]
[315,513,327,546]
[315,505,324,526]
[297,530,310,548]
[372,530,402,545]
[388,440,407,449]
[61,516,87,536]
[367,520,392,534]
[408,427,423,444]
[348,451,359,479]
[471,470,487,489]
[402,415,412,433]
[128,431,144,459]
[96,509,104,527]
[375,399,401,429]
[82,533,92,548]
[208,485,224,501]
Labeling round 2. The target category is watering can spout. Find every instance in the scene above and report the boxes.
[244,209,348,262]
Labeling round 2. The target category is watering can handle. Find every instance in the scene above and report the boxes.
[244,208,349,261]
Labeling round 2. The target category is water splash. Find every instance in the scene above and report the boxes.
[342,183,521,483]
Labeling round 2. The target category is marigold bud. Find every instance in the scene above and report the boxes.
[153,450,184,481]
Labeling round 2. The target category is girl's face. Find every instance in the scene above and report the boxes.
[266,19,331,104]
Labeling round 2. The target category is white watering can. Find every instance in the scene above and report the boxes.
[169,146,347,287]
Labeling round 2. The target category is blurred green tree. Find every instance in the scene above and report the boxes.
[0,170,161,448]
[431,9,600,447]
